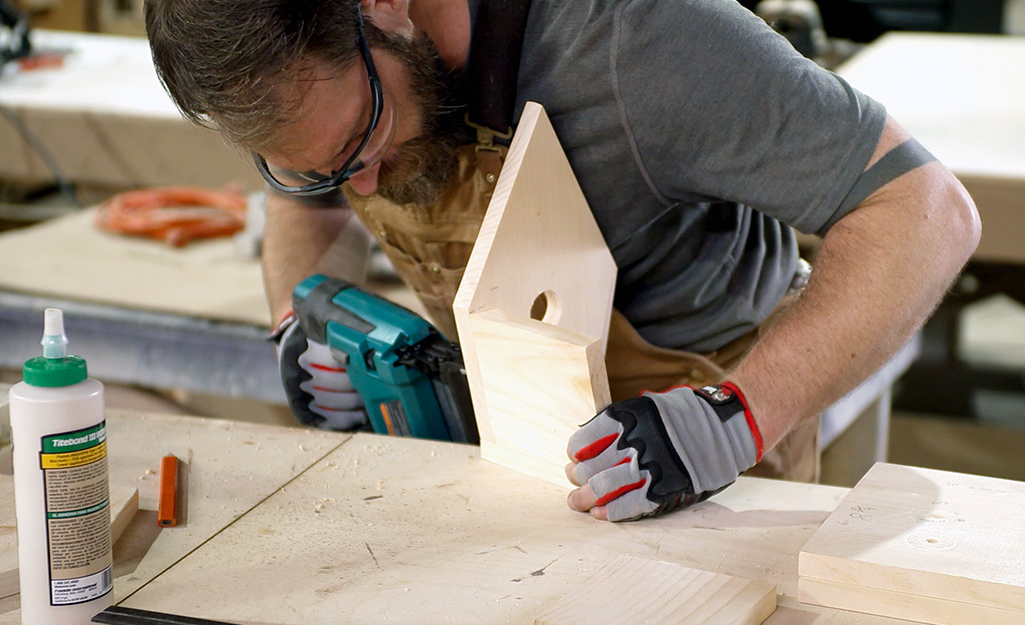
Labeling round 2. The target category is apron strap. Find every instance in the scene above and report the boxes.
[464,0,532,148]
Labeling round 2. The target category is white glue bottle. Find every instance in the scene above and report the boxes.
[9,308,113,625]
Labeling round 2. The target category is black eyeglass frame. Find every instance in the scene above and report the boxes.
[252,7,384,197]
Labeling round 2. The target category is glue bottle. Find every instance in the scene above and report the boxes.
[8,308,113,625]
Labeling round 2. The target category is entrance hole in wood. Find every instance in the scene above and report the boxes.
[530,290,562,325]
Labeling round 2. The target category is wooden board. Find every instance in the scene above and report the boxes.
[99,410,347,603]
[467,309,609,486]
[453,102,617,486]
[800,578,1024,625]
[109,431,854,625]
[799,463,1025,624]
[0,411,351,623]
[0,476,139,599]
[0,209,270,327]
[535,555,776,625]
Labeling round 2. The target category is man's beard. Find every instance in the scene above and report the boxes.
[374,131,459,206]
[345,29,462,207]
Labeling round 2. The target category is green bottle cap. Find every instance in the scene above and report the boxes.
[23,356,88,387]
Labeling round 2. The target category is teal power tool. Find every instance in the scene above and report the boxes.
[293,274,478,444]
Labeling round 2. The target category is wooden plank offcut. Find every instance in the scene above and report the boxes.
[799,463,1025,624]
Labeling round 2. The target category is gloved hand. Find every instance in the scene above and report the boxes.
[565,383,763,522]
[273,312,369,431]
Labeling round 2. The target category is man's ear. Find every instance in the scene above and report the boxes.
[361,0,414,38]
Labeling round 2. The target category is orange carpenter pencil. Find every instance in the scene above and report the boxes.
[157,455,179,527]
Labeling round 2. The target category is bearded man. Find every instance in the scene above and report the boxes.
[145,0,979,521]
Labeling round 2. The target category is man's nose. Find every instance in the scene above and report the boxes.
[347,163,381,196]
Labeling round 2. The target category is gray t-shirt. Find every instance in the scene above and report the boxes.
[474,0,887,352]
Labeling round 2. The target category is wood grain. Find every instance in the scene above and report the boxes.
[453,102,617,486]
[107,430,847,625]
[799,462,1025,624]
[800,578,1025,625]
[535,555,776,625]
[468,308,610,486]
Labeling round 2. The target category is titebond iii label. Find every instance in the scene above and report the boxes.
[39,422,113,605]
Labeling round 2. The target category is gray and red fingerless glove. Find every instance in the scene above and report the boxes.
[568,382,763,521]
[273,312,369,431]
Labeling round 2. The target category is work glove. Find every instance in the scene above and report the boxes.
[566,383,763,522]
[273,312,369,431]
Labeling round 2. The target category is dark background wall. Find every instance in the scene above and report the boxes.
[738,0,1006,41]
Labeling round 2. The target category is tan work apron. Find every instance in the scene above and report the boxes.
[346,143,818,483]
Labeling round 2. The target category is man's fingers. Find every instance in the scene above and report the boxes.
[565,462,582,486]
[566,482,598,512]
[565,483,611,521]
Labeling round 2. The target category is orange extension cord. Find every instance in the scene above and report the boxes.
[94,187,247,247]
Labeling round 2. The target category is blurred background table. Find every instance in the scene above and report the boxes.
[837,33,1025,420]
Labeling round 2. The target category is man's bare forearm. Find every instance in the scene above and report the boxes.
[730,119,981,450]
[262,192,372,325]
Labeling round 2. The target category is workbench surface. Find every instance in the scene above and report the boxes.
[0,29,259,189]
[0,209,418,404]
[0,208,268,326]
[836,32,1025,263]
[0,411,923,625]
[0,208,281,401]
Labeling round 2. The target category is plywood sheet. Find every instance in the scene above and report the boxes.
[0,410,350,623]
[836,33,1025,263]
[0,476,138,599]
[112,432,849,625]
[453,102,616,486]
[99,410,347,602]
[0,30,261,190]
[0,209,269,326]
[799,463,1025,623]
[837,33,1025,181]
[535,555,776,625]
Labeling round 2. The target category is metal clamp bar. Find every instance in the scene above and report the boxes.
[93,606,235,625]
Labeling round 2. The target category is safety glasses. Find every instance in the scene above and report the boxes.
[252,6,395,196]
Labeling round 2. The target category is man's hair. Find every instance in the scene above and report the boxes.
[144,0,363,151]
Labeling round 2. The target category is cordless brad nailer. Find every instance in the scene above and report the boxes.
[293,274,478,444]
